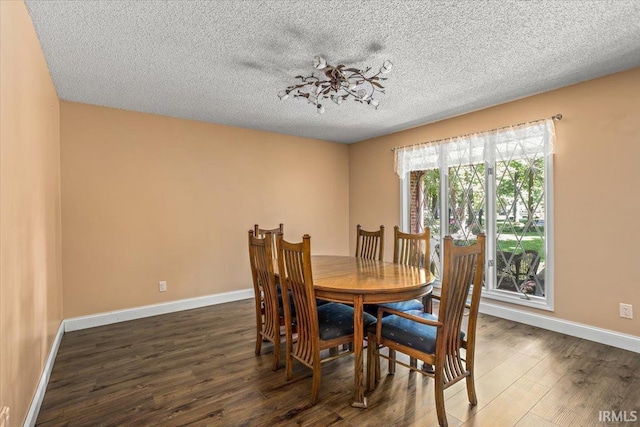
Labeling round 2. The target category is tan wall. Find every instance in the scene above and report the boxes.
[0,1,63,426]
[60,102,349,318]
[349,67,640,337]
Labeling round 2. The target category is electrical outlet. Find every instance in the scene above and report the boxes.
[159,281,167,292]
[620,303,633,319]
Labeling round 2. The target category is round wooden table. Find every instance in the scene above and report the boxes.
[311,256,434,408]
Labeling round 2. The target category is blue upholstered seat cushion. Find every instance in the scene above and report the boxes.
[363,299,424,317]
[276,284,329,312]
[277,297,333,318]
[380,299,424,311]
[277,291,296,317]
[317,303,377,341]
[373,310,465,354]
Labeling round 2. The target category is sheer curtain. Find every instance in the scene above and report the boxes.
[394,119,555,176]
[394,118,556,308]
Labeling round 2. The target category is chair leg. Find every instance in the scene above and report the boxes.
[255,298,263,355]
[434,373,448,427]
[366,332,376,391]
[255,331,262,355]
[466,372,478,406]
[375,348,380,383]
[285,344,293,380]
[284,317,294,380]
[311,366,321,405]
[272,338,280,371]
[388,348,396,375]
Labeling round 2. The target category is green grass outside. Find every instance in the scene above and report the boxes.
[497,233,545,263]
[495,220,545,261]
[453,234,544,262]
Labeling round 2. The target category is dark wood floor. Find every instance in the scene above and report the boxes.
[36,299,640,426]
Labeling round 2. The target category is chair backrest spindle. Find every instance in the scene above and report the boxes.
[393,226,430,268]
[355,224,385,261]
[255,223,284,260]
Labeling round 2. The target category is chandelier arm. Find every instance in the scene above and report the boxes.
[288,83,311,90]
[342,87,367,101]
[297,74,322,83]
[293,93,319,106]
[350,70,384,85]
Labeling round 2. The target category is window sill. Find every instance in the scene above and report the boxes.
[481,289,553,311]
[430,282,553,312]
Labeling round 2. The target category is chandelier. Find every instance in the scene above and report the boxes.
[278,56,392,114]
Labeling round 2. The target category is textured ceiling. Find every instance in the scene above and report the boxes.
[25,0,640,143]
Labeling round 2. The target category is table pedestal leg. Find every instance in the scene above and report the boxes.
[351,294,367,408]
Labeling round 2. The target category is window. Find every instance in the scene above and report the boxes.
[397,120,555,310]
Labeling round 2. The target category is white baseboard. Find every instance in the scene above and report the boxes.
[64,288,254,332]
[479,301,640,354]
[25,289,254,426]
[24,321,65,427]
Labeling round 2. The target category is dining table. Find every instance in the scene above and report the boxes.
[310,255,434,408]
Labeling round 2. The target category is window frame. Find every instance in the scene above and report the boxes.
[400,153,554,311]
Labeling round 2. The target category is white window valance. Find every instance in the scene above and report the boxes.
[394,119,556,176]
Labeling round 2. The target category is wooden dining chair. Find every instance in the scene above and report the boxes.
[367,234,486,427]
[254,223,298,312]
[363,226,428,355]
[248,230,283,370]
[394,225,429,269]
[254,223,283,260]
[276,233,376,404]
[377,226,432,367]
[355,224,385,261]
[365,226,430,313]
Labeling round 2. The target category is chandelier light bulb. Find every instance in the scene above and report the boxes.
[279,56,391,113]
[313,55,327,69]
[277,90,289,100]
